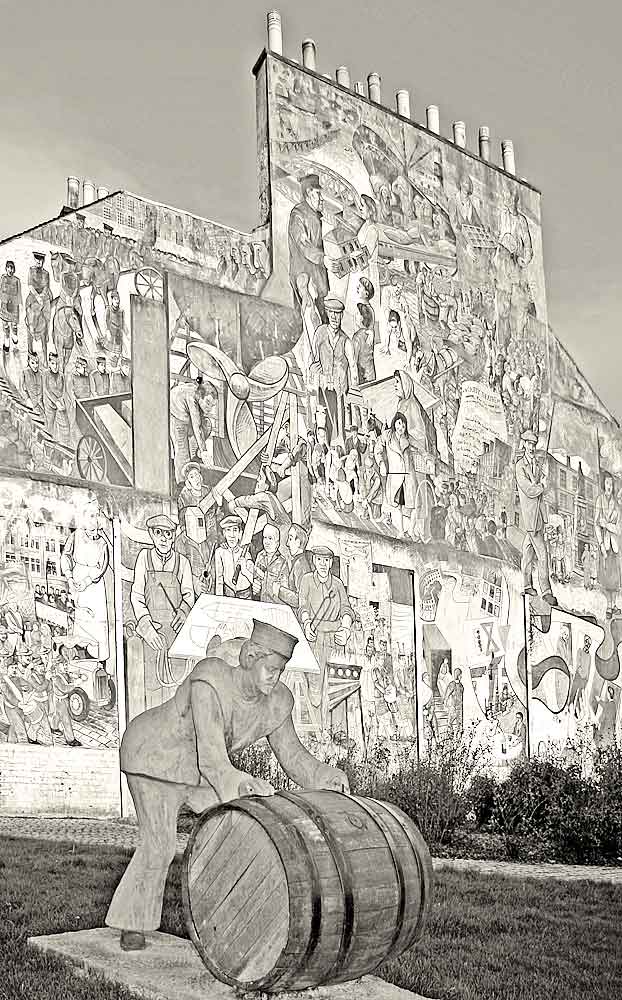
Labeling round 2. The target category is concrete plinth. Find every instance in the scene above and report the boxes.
[27,928,434,1000]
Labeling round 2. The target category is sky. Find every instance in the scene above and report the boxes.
[1,0,619,417]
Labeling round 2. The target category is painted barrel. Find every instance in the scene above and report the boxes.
[182,789,433,993]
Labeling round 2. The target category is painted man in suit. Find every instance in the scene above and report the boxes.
[288,173,329,322]
[105,620,349,951]
[515,429,557,606]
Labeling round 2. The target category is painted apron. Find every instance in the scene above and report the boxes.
[143,551,183,710]
[71,529,110,662]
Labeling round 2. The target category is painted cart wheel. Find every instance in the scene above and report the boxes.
[68,687,90,723]
[135,266,164,301]
[76,434,107,482]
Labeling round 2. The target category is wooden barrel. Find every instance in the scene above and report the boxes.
[182,789,433,993]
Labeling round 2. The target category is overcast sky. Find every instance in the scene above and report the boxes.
[1,0,619,417]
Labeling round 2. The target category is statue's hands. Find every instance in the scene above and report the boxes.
[236,772,275,798]
[314,764,350,794]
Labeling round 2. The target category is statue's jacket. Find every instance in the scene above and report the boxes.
[120,656,294,786]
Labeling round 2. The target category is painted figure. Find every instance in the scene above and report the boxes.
[594,473,620,618]
[60,496,110,664]
[444,666,464,738]
[0,260,22,351]
[87,355,110,397]
[71,356,92,400]
[272,523,311,606]
[352,302,376,384]
[374,412,426,540]
[288,173,329,321]
[512,710,527,759]
[214,514,254,599]
[592,684,618,749]
[20,352,44,418]
[42,352,71,446]
[25,252,52,359]
[105,620,349,951]
[515,430,556,606]
[298,545,354,729]
[169,378,217,484]
[130,514,194,710]
[252,521,287,603]
[310,296,358,443]
[106,291,128,353]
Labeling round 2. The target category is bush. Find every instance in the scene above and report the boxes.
[491,751,622,864]
[465,773,498,828]
[594,746,622,859]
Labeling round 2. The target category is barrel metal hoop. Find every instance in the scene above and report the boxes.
[373,799,433,951]
[349,795,407,957]
[242,793,324,992]
[278,790,356,987]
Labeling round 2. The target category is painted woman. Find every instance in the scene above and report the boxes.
[60,495,110,664]
[594,473,621,619]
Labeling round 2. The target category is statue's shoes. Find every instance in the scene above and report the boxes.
[120,931,146,951]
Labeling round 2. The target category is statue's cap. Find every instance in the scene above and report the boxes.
[250,619,298,661]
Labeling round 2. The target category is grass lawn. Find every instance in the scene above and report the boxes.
[0,836,620,1000]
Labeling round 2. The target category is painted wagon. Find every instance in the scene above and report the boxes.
[74,391,133,485]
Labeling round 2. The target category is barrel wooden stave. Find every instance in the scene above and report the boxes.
[183,790,432,993]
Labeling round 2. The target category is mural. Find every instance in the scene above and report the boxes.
[1,55,622,814]
[415,557,527,768]
[0,481,118,749]
[523,602,621,760]
[0,218,136,487]
[85,193,272,298]
[267,58,550,565]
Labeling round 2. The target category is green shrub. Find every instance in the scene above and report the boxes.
[465,773,498,828]
[593,745,622,859]
[491,752,621,863]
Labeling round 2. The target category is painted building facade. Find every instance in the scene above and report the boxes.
[0,37,620,815]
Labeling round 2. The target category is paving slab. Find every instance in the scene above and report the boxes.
[27,928,434,1000]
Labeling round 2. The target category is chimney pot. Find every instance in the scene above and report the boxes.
[502,139,516,174]
[302,38,317,71]
[396,89,411,118]
[426,105,440,134]
[354,81,365,95]
[321,72,332,80]
[66,176,80,209]
[336,66,351,88]
[479,126,491,161]
[453,121,466,148]
[82,179,96,205]
[367,72,382,103]
[267,10,283,54]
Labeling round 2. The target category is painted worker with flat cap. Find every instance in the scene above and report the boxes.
[288,172,330,321]
[311,296,358,443]
[515,429,557,606]
[106,618,349,952]
[130,514,195,710]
